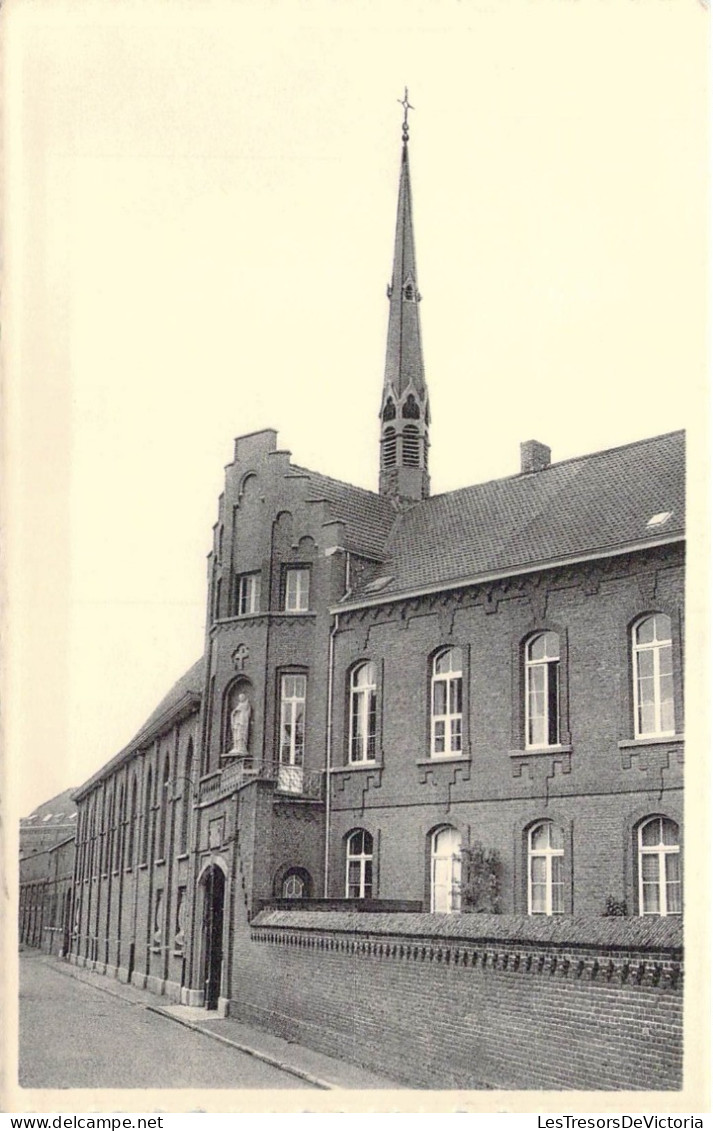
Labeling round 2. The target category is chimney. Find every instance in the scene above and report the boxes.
[520,440,551,474]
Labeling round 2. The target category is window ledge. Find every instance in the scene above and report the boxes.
[417,755,471,766]
[155,858,166,867]
[618,735,684,749]
[176,852,189,861]
[510,745,573,757]
[331,762,382,774]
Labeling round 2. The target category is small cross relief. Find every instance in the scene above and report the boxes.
[232,643,249,672]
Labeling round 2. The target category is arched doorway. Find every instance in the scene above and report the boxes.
[200,864,226,1010]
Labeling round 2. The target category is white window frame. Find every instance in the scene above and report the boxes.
[527,822,565,916]
[430,826,462,913]
[431,648,463,758]
[282,871,306,899]
[525,632,560,749]
[633,614,675,739]
[279,674,306,767]
[284,567,310,612]
[345,830,373,899]
[349,662,377,763]
[237,572,261,616]
[638,816,681,917]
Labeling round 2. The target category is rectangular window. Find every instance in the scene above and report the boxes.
[280,675,306,768]
[525,633,560,748]
[633,615,675,738]
[236,572,261,615]
[349,663,377,763]
[284,567,310,612]
[431,649,464,758]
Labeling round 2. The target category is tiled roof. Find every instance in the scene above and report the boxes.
[73,657,204,799]
[291,466,396,559]
[253,909,682,952]
[346,431,684,602]
[21,787,77,826]
[134,656,204,739]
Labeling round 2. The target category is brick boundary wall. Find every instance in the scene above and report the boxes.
[236,911,683,1091]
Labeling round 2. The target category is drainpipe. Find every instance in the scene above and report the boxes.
[323,611,339,897]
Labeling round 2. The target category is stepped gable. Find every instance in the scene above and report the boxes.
[73,657,204,799]
[290,465,397,560]
[350,430,685,600]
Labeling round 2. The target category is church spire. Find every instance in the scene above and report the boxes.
[379,88,430,502]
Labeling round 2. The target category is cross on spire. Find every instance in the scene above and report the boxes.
[398,87,414,143]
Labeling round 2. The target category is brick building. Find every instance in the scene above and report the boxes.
[56,111,684,1087]
[19,835,76,956]
[20,787,77,859]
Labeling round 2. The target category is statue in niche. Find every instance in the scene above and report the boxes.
[229,691,252,756]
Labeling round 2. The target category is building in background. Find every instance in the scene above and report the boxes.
[23,105,684,1090]
[20,787,77,859]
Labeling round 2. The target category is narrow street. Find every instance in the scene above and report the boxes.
[19,952,313,1090]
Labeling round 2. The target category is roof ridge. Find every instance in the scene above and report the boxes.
[290,465,391,504]
[423,429,685,504]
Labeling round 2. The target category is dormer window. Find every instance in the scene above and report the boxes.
[382,398,396,422]
[646,512,673,528]
[403,282,415,301]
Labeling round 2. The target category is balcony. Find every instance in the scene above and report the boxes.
[199,759,324,805]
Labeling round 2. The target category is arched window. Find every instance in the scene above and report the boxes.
[431,647,463,757]
[528,822,564,915]
[430,826,462,912]
[633,614,674,738]
[382,398,396,422]
[103,787,113,875]
[402,393,420,420]
[158,755,171,859]
[402,425,420,467]
[153,889,163,946]
[346,830,373,899]
[283,873,304,898]
[180,741,194,855]
[88,797,96,878]
[127,774,138,869]
[114,784,124,872]
[142,768,153,865]
[281,868,312,899]
[382,427,397,468]
[525,632,560,748]
[638,816,681,916]
[349,662,377,763]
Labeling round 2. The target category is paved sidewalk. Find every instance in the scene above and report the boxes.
[37,955,400,1090]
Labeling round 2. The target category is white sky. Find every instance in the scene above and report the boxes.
[5,0,708,816]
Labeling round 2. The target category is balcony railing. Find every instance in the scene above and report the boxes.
[199,759,324,804]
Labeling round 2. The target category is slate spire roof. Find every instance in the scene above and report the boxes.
[381,130,427,412]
